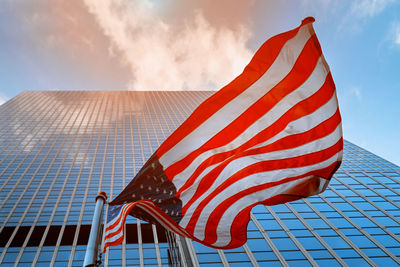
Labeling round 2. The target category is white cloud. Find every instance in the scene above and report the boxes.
[334,0,397,33]
[83,0,252,91]
[0,94,8,106]
[350,87,362,101]
[394,23,400,44]
[299,0,339,15]
[396,33,400,44]
[350,0,395,18]
[381,20,400,48]
[299,0,394,22]
[338,86,363,106]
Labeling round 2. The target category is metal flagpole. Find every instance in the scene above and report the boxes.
[178,235,198,267]
[83,192,108,267]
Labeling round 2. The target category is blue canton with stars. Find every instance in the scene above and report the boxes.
[110,154,182,224]
[107,205,123,222]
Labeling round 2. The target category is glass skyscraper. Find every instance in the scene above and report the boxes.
[0,91,399,266]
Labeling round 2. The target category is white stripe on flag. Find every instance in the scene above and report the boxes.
[104,230,124,244]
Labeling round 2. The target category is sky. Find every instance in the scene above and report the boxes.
[1,0,399,166]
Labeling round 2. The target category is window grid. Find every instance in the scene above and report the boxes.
[265,206,318,265]
[0,92,64,193]
[302,198,377,266]
[0,92,77,214]
[0,91,399,266]
[285,202,347,265]
[47,92,98,266]
[34,92,99,265]
[1,91,88,264]
[22,92,102,266]
[0,92,47,148]
[67,92,104,266]
[0,92,74,263]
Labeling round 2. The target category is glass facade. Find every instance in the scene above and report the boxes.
[0,91,399,266]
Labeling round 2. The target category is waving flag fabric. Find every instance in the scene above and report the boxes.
[104,17,343,251]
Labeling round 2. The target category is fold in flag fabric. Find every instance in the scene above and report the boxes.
[103,17,343,251]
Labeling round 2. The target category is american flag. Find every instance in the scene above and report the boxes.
[104,17,343,251]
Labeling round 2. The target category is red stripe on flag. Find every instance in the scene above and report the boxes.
[104,236,124,251]
[224,205,253,249]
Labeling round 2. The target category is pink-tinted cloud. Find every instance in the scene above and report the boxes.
[6,0,281,91]
[6,0,131,90]
[83,0,254,90]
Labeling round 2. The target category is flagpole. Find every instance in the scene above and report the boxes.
[178,236,196,267]
[84,192,108,267]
